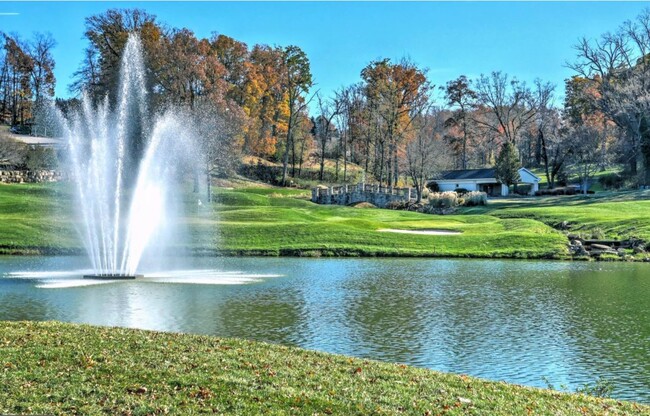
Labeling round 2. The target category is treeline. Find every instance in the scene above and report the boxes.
[0,32,56,129]
[8,7,650,194]
[316,9,650,195]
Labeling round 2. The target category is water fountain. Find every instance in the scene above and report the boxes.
[58,34,190,279]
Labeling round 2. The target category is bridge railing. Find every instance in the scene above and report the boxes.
[312,183,413,201]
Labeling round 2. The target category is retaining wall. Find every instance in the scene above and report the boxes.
[0,170,62,183]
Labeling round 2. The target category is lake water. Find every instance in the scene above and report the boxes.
[1,256,649,402]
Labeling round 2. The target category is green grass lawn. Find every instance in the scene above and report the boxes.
[463,190,650,241]
[2,182,650,258]
[186,187,568,258]
[1,321,647,415]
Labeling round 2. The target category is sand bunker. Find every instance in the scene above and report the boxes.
[378,229,462,235]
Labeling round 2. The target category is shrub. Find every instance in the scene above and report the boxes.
[514,184,532,195]
[463,191,488,206]
[426,182,440,192]
[454,188,469,195]
[428,191,458,209]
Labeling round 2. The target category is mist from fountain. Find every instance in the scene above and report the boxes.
[59,34,191,277]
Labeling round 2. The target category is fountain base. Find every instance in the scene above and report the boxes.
[83,274,143,280]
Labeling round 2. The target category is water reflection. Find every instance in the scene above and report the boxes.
[1,257,649,402]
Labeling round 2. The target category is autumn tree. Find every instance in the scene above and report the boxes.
[212,34,249,105]
[279,45,312,186]
[72,8,162,102]
[1,34,34,126]
[361,58,431,186]
[239,45,286,158]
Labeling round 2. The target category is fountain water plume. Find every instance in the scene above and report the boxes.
[59,34,190,277]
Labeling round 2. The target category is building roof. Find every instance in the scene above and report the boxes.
[438,168,496,181]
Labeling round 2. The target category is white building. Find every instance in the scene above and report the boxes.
[430,168,540,197]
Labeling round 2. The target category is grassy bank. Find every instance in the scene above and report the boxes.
[463,190,650,242]
[1,321,646,415]
[3,182,650,259]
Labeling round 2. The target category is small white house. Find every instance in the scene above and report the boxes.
[430,168,540,197]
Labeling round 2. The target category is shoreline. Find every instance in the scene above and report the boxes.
[2,246,649,262]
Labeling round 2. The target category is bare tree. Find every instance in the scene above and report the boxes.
[473,71,538,146]
[568,9,650,181]
[405,108,449,202]
[569,124,606,194]
[313,92,340,181]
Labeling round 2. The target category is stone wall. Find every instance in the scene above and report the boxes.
[311,183,413,208]
[0,170,62,184]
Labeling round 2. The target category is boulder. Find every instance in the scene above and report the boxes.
[590,243,613,251]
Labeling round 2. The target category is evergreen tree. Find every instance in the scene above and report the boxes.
[495,141,520,187]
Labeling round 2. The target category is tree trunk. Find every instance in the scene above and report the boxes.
[281,122,293,186]
[206,162,212,203]
[319,141,326,181]
[193,168,200,194]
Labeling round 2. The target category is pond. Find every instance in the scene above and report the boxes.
[1,256,649,403]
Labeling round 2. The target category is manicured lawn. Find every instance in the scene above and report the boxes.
[0,183,571,259]
[1,321,647,415]
[3,182,650,258]
[0,183,78,253]
[187,187,568,258]
[463,190,650,241]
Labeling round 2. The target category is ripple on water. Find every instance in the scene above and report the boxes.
[3,269,282,289]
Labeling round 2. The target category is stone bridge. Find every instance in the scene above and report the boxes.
[311,183,414,208]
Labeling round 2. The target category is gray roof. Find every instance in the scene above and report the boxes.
[438,168,496,181]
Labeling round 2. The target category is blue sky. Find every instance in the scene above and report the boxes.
[1,1,649,108]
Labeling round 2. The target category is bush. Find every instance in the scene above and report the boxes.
[454,188,469,195]
[25,146,58,170]
[463,191,488,206]
[535,187,579,196]
[514,184,532,195]
[426,182,440,192]
[598,173,625,190]
[428,191,458,209]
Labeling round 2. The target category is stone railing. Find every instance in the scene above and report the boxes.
[311,183,413,208]
[0,169,63,184]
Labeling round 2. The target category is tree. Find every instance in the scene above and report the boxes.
[569,9,650,182]
[1,33,34,126]
[73,8,162,102]
[443,75,476,169]
[473,71,538,146]
[405,108,449,202]
[27,33,56,104]
[279,45,312,186]
[569,124,605,194]
[313,93,340,181]
[361,58,432,186]
[494,141,521,189]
